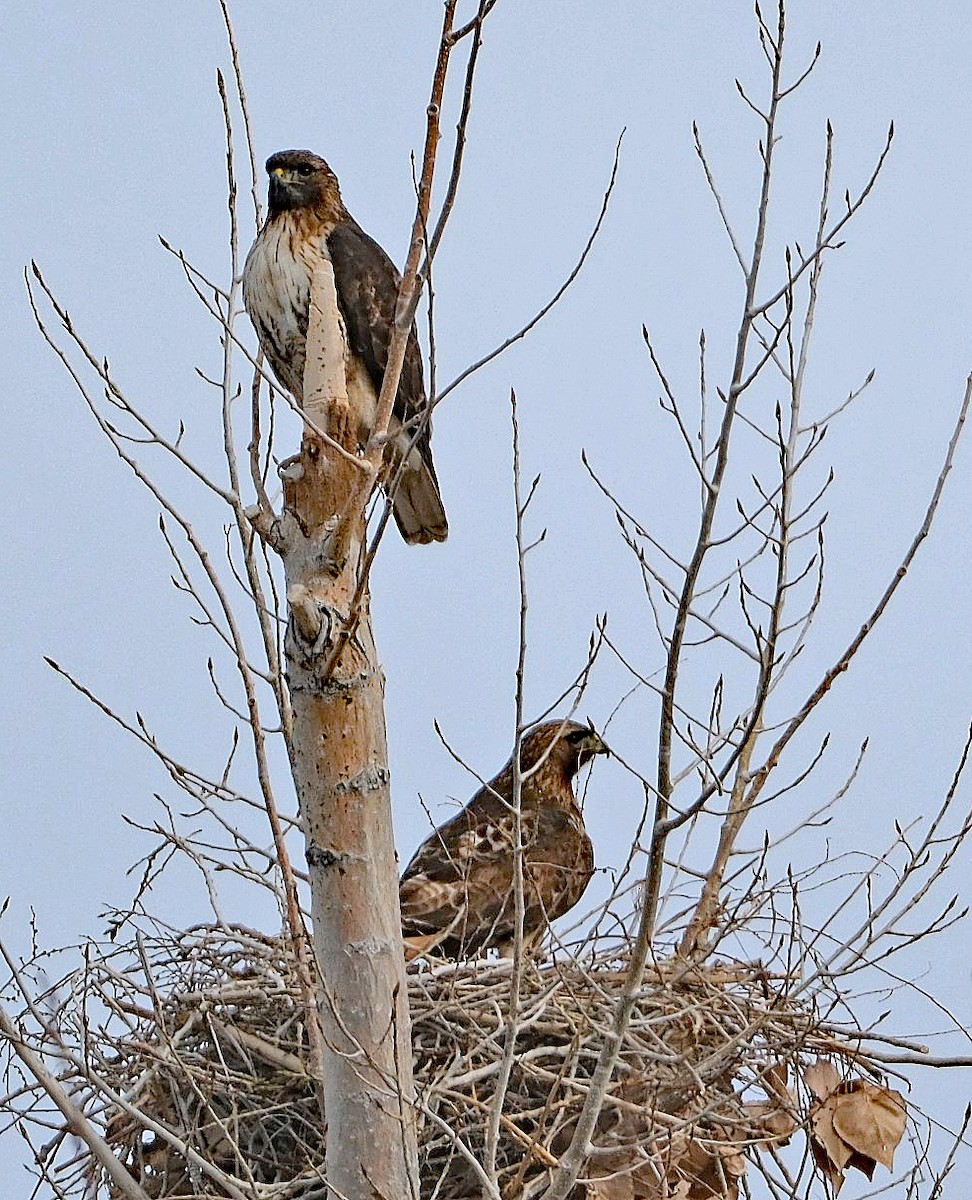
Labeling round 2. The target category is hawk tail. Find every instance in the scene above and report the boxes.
[390,458,449,545]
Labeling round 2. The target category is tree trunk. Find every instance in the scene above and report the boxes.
[277,261,418,1200]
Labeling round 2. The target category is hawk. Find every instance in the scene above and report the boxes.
[243,149,448,545]
[400,720,608,959]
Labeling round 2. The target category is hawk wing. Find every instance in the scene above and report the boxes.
[400,803,594,958]
[325,219,424,415]
[524,807,595,927]
[326,219,447,544]
[400,802,537,956]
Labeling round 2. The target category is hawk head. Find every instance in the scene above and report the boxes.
[519,720,609,781]
[265,150,341,215]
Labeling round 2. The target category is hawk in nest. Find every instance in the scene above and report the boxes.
[243,149,448,545]
[400,720,608,959]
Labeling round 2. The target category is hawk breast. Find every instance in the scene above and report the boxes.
[243,213,321,402]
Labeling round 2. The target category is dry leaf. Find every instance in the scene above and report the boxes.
[811,1097,855,1173]
[831,1082,906,1172]
[741,1100,797,1146]
[803,1058,841,1101]
[677,1137,741,1199]
[762,1060,791,1104]
[718,1148,747,1180]
[586,1171,636,1200]
[809,1131,845,1196]
[805,1063,907,1194]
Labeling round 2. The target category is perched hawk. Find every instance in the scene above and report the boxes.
[243,149,448,545]
[400,721,608,959]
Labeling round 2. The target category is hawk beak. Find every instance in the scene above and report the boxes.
[580,731,609,763]
[268,171,288,210]
[586,722,609,757]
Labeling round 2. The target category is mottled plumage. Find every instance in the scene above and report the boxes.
[400,721,608,959]
[243,149,447,544]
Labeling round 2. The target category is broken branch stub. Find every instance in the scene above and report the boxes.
[279,258,418,1200]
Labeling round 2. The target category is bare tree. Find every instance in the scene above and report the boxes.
[3,3,971,1199]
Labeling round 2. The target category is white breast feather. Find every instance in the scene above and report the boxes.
[243,216,319,400]
[244,215,379,445]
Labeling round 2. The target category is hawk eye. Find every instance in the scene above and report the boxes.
[296,163,314,177]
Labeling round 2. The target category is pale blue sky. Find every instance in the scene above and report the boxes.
[3,1,972,1190]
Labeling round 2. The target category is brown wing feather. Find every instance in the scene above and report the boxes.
[400,799,593,957]
[327,220,447,543]
[325,219,417,402]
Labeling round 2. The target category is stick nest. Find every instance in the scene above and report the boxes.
[61,925,860,1198]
